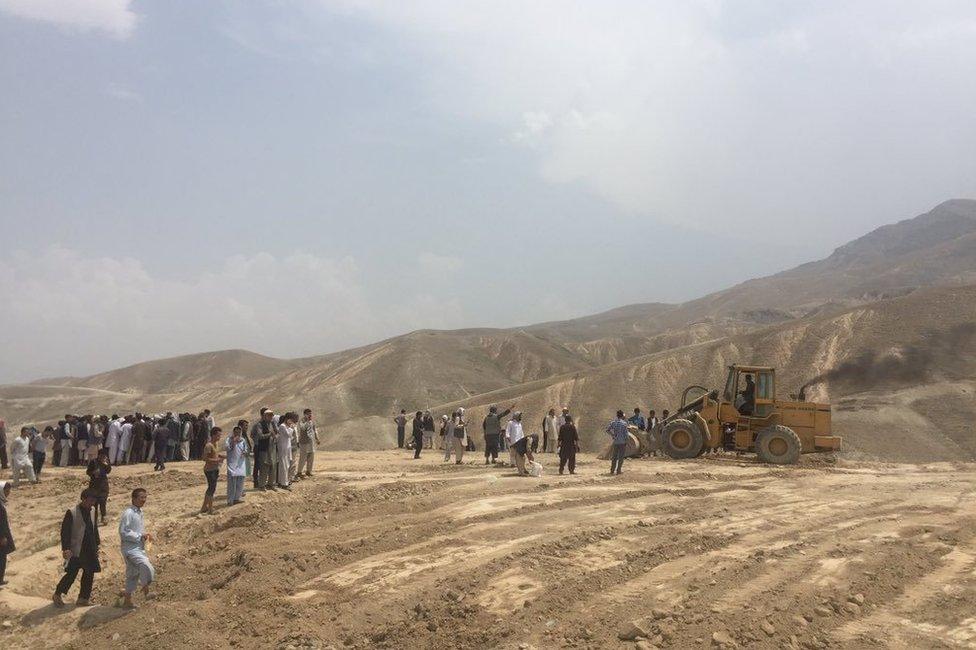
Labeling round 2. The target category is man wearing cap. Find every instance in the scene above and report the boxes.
[250,408,278,490]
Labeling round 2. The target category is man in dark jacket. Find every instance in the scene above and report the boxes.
[53,489,101,607]
[0,481,14,586]
[152,421,169,471]
[557,415,580,475]
[130,415,147,465]
[166,414,180,462]
[482,404,513,465]
[412,412,425,459]
[250,408,277,490]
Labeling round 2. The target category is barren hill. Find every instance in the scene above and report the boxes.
[38,349,305,394]
[3,200,975,462]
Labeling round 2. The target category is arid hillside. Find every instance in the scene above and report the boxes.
[3,200,975,462]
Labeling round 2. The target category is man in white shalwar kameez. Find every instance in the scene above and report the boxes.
[119,488,154,609]
[118,419,133,465]
[107,417,122,466]
[276,416,294,490]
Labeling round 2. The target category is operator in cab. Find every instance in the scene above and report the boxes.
[737,374,756,416]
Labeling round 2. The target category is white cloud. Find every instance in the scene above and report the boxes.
[0,246,462,382]
[0,0,137,38]
[105,82,142,102]
[320,1,976,244]
[417,251,462,274]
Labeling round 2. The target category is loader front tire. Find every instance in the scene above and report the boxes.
[662,419,705,459]
[755,425,801,465]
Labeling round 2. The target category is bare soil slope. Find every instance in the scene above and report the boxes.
[0,453,974,650]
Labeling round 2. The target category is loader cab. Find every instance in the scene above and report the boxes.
[723,365,776,419]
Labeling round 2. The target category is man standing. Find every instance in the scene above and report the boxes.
[106,416,122,468]
[225,427,247,505]
[53,489,101,607]
[606,410,630,476]
[31,427,51,478]
[422,411,435,449]
[297,409,320,478]
[119,488,154,609]
[411,411,425,459]
[276,414,295,490]
[75,417,89,465]
[482,404,512,465]
[11,428,37,487]
[394,410,407,449]
[250,409,277,491]
[118,417,133,465]
[628,407,646,432]
[58,417,73,467]
[557,407,573,430]
[130,415,147,465]
[542,408,558,453]
[0,419,7,470]
[152,420,169,471]
[166,414,179,462]
[505,412,528,476]
[646,410,660,457]
[557,415,580,475]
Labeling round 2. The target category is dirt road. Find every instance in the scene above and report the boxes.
[1,451,974,649]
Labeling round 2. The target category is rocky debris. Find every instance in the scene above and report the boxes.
[635,641,660,650]
[760,620,776,636]
[813,606,832,617]
[276,632,325,649]
[848,593,865,605]
[618,618,652,641]
[711,630,738,648]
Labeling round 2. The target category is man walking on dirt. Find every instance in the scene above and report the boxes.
[119,487,154,609]
[606,410,630,476]
[53,489,101,607]
[11,428,37,487]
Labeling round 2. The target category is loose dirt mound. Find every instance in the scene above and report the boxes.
[1,452,974,649]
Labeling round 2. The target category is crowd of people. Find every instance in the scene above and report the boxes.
[0,405,325,606]
[393,403,672,477]
[0,400,675,608]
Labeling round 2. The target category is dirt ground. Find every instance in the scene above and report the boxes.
[1,450,974,650]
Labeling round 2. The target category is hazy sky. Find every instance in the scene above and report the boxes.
[2,1,975,382]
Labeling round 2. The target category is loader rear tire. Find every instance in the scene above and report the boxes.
[662,419,705,459]
[755,425,801,465]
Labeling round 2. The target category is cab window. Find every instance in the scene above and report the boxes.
[757,372,773,400]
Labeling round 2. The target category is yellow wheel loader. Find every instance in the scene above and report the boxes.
[660,365,841,464]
